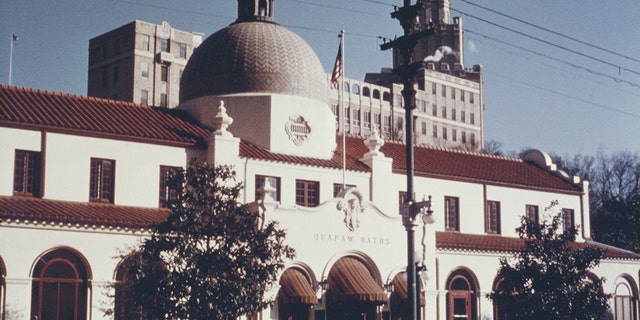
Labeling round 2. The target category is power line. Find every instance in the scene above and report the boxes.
[457,0,640,64]
[484,69,640,119]
[465,29,640,89]
[450,8,640,77]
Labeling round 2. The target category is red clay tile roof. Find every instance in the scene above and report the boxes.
[436,231,640,260]
[0,196,168,230]
[0,85,210,147]
[241,134,583,193]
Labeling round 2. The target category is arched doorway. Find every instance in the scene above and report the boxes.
[277,266,318,320]
[491,277,509,320]
[389,272,426,320]
[326,256,386,320]
[30,248,90,320]
[446,269,478,320]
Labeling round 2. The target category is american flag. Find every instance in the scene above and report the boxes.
[330,43,342,90]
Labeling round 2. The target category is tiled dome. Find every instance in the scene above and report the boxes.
[180,21,327,103]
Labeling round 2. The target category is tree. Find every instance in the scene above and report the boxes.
[108,162,295,319]
[488,201,611,320]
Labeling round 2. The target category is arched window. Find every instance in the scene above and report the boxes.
[0,255,5,319]
[362,87,370,97]
[343,82,350,93]
[382,92,391,101]
[614,275,639,320]
[352,84,360,95]
[491,277,510,320]
[446,269,478,320]
[373,89,381,99]
[31,248,90,320]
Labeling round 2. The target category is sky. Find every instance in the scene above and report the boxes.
[1,0,639,157]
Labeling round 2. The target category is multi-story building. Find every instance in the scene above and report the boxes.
[87,20,203,108]
[1,1,638,320]
[332,0,483,151]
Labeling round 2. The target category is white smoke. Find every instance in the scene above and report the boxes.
[423,46,458,62]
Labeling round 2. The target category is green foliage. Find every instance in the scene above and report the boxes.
[109,161,295,319]
[488,201,610,320]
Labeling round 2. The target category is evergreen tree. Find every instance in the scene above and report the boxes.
[488,201,610,319]
[108,162,295,319]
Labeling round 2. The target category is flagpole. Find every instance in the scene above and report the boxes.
[339,30,346,189]
[9,34,14,85]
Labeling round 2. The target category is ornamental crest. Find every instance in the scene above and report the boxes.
[336,188,365,232]
[285,114,311,145]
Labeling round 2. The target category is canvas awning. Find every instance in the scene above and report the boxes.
[327,256,386,303]
[278,268,318,305]
[391,272,425,306]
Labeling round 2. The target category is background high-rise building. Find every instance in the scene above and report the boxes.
[87,20,203,108]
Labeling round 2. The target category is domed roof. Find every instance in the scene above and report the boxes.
[180,21,327,103]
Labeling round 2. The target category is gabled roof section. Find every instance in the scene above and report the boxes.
[0,196,168,230]
[436,231,640,261]
[0,85,211,147]
[241,134,582,193]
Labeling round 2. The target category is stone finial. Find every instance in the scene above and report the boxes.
[363,130,385,157]
[210,100,233,137]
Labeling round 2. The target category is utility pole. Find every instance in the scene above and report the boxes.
[380,1,435,319]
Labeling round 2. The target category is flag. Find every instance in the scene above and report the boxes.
[12,34,19,41]
[330,42,342,90]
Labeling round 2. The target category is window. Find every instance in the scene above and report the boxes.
[382,91,390,101]
[562,209,575,232]
[432,82,437,95]
[470,133,476,146]
[461,111,466,123]
[461,131,467,144]
[419,99,427,113]
[352,108,360,127]
[433,125,438,138]
[101,67,108,87]
[442,106,447,119]
[442,84,446,97]
[470,113,475,125]
[352,84,360,95]
[161,39,170,52]
[373,113,381,132]
[445,196,460,231]
[421,121,427,135]
[373,89,381,99]
[179,43,187,58]
[141,35,150,51]
[442,127,448,140]
[363,111,371,131]
[113,65,119,83]
[140,90,148,105]
[90,158,115,203]
[362,87,370,97]
[432,104,437,116]
[383,115,391,135]
[526,205,539,223]
[394,94,403,108]
[469,92,475,104]
[334,183,356,197]
[451,108,456,120]
[13,150,41,196]
[160,93,168,108]
[296,180,319,207]
[460,90,465,102]
[256,175,281,202]
[159,166,180,208]
[161,65,168,82]
[31,249,88,320]
[614,280,636,320]
[452,129,457,142]
[451,87,456,100]
[141,62,149,78]
[486,201,501,234]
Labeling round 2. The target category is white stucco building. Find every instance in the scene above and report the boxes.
[1,1,638,320]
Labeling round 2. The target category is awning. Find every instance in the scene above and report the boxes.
[391,272,425,306]
[327,256,386,303]
[278,268,318,305]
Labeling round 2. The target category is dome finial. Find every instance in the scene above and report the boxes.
[237,0,274,23]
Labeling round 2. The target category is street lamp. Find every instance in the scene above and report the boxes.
[380,1,435,319]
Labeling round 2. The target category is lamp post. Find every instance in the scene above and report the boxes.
[380,1,434,319]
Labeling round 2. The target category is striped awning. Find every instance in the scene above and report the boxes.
[391,272,425,306]
[327,256,386,303]
[278,268,318,305]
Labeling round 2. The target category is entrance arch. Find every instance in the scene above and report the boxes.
[325,256,386,320]
[445,268,479,320]
[30,247,90,320]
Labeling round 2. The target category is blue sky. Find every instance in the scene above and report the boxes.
[1,0,638,157]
